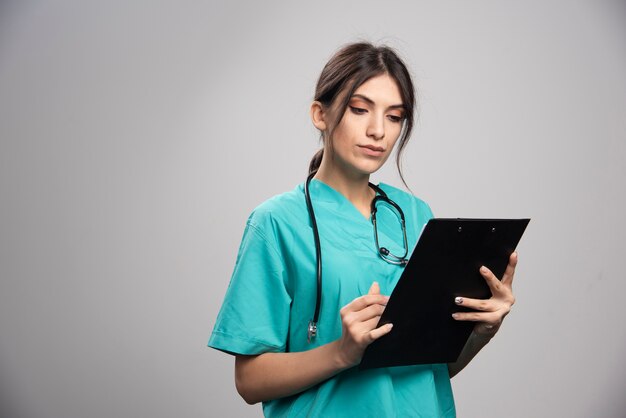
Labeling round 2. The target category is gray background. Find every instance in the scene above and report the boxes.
[1,1,625,417]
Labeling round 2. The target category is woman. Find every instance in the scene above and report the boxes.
[208,42,517,417]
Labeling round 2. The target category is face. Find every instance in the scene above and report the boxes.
[325,73,405,178]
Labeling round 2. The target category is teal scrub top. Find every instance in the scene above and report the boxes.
[209,179,456,417]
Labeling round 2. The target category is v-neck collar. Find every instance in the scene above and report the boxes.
[304,179,408,259]
[309,178,383,223]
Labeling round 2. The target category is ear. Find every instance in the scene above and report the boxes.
[310,101,327,131]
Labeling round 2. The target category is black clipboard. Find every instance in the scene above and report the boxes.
[360,218,530,369]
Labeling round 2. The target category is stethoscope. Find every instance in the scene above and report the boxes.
[304,172,409,342]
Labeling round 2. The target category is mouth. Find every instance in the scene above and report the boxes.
[359,145,385,152]
[358,144,386,157]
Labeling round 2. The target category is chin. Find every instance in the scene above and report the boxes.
[363,157,390,172]
[355,161,385,176]
[337,155,388,177]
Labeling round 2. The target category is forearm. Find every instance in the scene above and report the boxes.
[447,331,493,378]
[235,340,351,404]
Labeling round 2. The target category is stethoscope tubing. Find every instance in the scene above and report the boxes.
[304,172,323,341]
[304,172,408,342]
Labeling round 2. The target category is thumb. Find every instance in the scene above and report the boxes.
[368,281,380,295]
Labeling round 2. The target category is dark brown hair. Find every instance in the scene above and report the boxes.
[308,42,416,187]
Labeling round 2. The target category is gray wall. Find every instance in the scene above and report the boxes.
[1,1,625,417]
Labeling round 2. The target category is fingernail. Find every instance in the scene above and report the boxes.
[452,313,459,319]
[387,323,394,330]
[480,266,488,273]
[455,297,463,305]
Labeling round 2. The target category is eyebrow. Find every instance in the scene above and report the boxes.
[351,94,405,110]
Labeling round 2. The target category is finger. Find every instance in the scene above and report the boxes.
[454,296,498,312]
[344,315,381,342]
[451,311,501,323]
[362,315,381,331]
[368,323,394,342]
[344,294,389,312]
[501,252,518,286]
[348,303,386,324]
[479,266,505,296]
[368,281,381,296]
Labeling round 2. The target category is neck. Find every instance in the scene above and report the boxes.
[313,156,375,211]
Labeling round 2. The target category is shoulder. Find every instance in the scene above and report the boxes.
[245,183,307,240]
[378,182,434,219]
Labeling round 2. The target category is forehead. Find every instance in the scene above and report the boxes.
[352,74,403,105]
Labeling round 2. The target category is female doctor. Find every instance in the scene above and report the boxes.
[208,42,518,417]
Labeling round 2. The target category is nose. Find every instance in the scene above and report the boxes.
[366,113,385,140]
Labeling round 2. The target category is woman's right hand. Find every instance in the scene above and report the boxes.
[335,282,393,368]
[235,281,393,404]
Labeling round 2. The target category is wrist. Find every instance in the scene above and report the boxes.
[470,329,495,345]
[330,340,357,371]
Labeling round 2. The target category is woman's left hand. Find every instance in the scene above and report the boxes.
[451,252,518,337]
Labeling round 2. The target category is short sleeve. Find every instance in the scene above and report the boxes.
[208,213,292,355]
[416,196,434,221]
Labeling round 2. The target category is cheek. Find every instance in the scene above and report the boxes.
[386,133,401,150]
[389,123,404,144]
[329,124,354,149]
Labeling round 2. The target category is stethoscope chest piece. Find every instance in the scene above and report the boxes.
[307,320,317,343]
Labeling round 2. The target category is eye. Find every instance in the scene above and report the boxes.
[349,106,367,115]
[387,114,404,123]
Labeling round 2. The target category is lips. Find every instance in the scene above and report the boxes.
[358,144,385,156]
[359,145,385,152]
